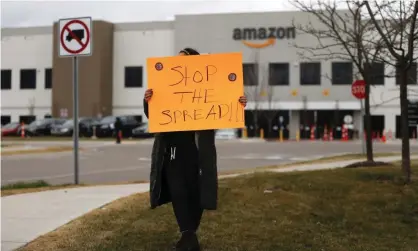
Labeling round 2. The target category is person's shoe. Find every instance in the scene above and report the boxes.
[173,231,200,251]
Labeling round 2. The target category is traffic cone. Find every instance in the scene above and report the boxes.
[310,126,315,141]
[341,126,348,141]
[381,129,386,143]
[323,126,328,141]
[242,128,247,138]
[387,130,393,141]
[345,127,349,141]
[21,122,25,138]
[329,130,334,141]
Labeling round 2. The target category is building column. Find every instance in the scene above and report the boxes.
[353,110,362,131]
[384,112,396,137]
[288,110,300,140]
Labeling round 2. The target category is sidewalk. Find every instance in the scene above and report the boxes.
[270,155,418,173]
[2,155,417,251]
[1,184,148,251]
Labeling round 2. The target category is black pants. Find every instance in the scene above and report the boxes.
[165,146,203,233]
[115,130,121,144]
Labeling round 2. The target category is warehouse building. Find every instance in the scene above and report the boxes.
[1,11,417,139]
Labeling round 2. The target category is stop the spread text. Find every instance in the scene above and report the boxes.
[147,52,244,133]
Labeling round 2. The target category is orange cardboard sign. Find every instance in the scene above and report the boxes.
[146,52,245,133]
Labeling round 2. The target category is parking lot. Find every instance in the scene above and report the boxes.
[2,139,417,186]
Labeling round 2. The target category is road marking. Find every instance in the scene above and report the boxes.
[288,157,308,161]
[265,156,283,160]
[138,157,151,161]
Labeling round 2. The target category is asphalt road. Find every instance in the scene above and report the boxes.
[2,139,417,186]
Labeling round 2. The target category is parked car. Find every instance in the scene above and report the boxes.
[20,118,67,136]
[132,123,154,138]
[1,122,21,136]
[95,115,142,138]
[51,117,100,137]
[215,128,238,140]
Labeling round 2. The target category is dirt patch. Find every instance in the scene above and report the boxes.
[1,146,80,156]
[344,161,394,168]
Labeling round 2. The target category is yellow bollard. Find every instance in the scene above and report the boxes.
[260,129,264,139]
[296,131,300,141]
[242,128,247,138]
[279,129,284,142]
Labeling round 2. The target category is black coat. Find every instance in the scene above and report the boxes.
[115,119,122,131]
[143,99,218,210]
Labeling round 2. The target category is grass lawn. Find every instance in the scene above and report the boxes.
[18,161,418,251]
[0,146,78,156]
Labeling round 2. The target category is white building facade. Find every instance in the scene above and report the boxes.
[1,11,417,138]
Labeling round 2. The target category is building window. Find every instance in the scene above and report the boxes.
[332,62,353,85]
[269,63,289,86]
[19,115,36,125]
[124,66,143,88]
[20,69,37,89]
[45,68,52,89]
[243,63,258,86]
[1,115,11,125]
[300,62,321,85]
[365,62,385,86]
[396,62,417,85]
[1,69,12,90]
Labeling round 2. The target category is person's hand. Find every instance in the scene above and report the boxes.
[239,96,247,107]
[144,89,153,102]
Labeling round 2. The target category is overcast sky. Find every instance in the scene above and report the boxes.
[1,0,301,28]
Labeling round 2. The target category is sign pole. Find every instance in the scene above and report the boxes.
[73,56,79,185]
[59,16,92,185]
[360,99,366,155]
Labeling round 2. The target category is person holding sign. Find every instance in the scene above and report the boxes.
[144,47,247,251]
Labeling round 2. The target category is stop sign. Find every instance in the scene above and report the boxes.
[351,80,366,99]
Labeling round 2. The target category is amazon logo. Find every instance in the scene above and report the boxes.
[232,27,296,48]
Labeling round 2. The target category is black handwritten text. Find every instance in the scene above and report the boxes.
[169,65,218,86]
[158,102,244,126]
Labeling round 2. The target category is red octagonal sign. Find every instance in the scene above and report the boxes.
[351,80,366,99]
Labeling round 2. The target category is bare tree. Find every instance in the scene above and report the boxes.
[364,0,418,183]
[291,0,386,162]
[262,76,280,139]
[244,50,262,137]
[244,50,281,138]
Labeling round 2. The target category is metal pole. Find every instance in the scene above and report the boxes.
[73,57,79,184]
[360,99,366,154]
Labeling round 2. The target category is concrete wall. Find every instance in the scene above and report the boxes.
[1,11,417,136]
[112,21,174,120]
[1,28,53,121]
